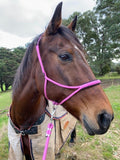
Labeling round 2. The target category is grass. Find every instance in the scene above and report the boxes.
[0,90,11,159]
[0,127,8,160]
[97,72,120,80]
[0,86,120,160]
[0,90,12,110]
[0,90,11,129]
[58,85,120,160]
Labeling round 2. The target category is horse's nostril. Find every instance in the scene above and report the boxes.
[98,112,113,130]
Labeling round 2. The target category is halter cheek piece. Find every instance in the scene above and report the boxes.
[36,35,101,105]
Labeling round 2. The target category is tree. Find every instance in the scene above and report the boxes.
[0,48,14,91]
[0,47,26,91]
[63,10,114,75]
[12,47,26,64]
[96,0,120,58]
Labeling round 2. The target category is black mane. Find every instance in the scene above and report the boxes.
[12,35,40,95]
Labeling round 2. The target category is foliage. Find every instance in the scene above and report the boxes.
[63,0,120,76]
[0,48,14,91]
[95,0,120,61]
[0,47,26,92]
[96,0,120,43]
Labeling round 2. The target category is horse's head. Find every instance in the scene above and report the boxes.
[35,2,114,135]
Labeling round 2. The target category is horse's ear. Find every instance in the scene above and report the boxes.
[45,2,62,35]
[68,16,77,32]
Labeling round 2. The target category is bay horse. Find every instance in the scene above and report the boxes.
[9,2,114,160]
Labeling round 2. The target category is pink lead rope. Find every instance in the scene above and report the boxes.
[42,107,56,160]
[42,123,54,160]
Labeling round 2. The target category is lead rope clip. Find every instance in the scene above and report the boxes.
[50,105,57,121]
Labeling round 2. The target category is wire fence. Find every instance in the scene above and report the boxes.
[101,78,120,88]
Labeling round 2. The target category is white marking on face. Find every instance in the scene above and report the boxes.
[73,44,87,63]
[74,44,84,57]
[74,44,79,51]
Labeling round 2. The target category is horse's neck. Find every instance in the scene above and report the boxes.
[11,77,46,130]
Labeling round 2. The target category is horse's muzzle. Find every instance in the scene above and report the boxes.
[83,112,114,135]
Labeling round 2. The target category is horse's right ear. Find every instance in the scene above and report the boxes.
[45,2,62,35]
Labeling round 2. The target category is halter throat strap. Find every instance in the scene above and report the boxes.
[36,35,101,105]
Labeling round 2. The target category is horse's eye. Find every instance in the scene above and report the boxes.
[59,53,72,62]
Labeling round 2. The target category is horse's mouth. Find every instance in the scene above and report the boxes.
[82,114,112,135]
[83,118,95,135]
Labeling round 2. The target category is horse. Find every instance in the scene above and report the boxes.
[8,2,114,160]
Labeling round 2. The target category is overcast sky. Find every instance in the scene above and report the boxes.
[0,0,96,48]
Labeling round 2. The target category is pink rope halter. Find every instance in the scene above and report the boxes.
[36,35,101,105]
[36,34,101,160]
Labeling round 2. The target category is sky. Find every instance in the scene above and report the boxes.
[0,0,96,48]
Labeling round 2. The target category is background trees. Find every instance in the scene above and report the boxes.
[96,0,120,42]
[0,47,26,91]
[63,0,120,75]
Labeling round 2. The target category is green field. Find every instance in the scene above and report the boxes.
[0,91,12,110]
[0,86,120,160]
[0,91,11,160]
[97,72,120,80]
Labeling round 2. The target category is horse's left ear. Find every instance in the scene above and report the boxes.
[45,2,62,35]
[68,16,77,32]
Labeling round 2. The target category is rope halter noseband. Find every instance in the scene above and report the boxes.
[36,35,101,105]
